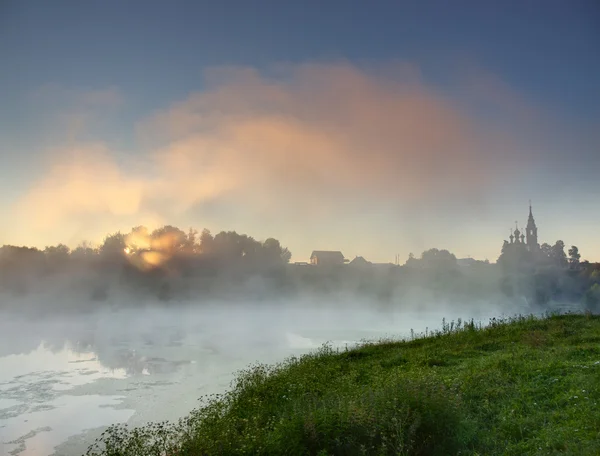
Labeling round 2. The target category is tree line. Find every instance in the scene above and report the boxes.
[0,228,598,314]
[1,225,291,269]
[0,225,292,301]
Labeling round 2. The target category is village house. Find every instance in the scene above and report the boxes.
[310,251,347,266]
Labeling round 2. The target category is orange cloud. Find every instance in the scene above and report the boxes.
[140,62,523,209]
[16,144,145,229]
[14,62,536,244]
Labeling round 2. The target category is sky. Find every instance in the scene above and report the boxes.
[1,0,599,263]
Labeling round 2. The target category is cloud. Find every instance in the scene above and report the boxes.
[16,143,144,230]
[138,62,532,212]
[14,61,540,244]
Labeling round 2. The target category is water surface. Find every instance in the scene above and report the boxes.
[0,299,499,455]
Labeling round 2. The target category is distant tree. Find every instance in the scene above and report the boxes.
[262,238,292,264]
[199,229,215,255]
[99,232,127,258]
[150,226,188,253]
[0,245,45,267]
[0,245,46,280]
[550,240,568,268]
[420,248,457,270]
[212,231,241,260]
[71,241,98,260]
[44,244,71,268]
[539,243,552,261]
[126,226,150,253]
[405,252,420,268]
[498,240,533,273]
[185,228,199,253]
[568,245,581,268]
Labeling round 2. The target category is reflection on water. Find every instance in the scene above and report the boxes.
[0,343,132,456]
[0,301,497,456]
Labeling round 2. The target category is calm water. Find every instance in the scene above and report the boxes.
[0,299,499,456]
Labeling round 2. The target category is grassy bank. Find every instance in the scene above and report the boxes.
[86,313,600,456]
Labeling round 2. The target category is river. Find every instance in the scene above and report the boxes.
[0,298,500,455]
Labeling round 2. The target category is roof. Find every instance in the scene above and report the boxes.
[310,250,345,261]
[348,256,372,266]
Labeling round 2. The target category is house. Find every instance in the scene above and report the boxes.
[310,251,346,266]
[348,256,372,267]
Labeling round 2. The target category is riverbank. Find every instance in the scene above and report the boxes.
[86,312,600,455]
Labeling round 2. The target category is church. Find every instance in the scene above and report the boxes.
[503,203,539,253]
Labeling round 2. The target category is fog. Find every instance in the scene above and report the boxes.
[0,288,544,456]
[1,238,592,455]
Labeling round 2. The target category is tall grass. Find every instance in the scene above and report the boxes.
[87,312,600,455]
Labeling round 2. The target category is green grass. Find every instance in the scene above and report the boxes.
[86,313,600,455]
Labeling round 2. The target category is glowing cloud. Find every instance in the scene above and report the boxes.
[14,61,540,248]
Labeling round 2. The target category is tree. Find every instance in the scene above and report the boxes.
[497,240,533,273]
[568,245,581,268]
[420,248,457,270]
[126,226,150,253]
[199,229,215,255]
[262,238,292,265]
[150,226,188,253]
[44,244,70,264]
[405,252,420,268]
[71,241,98,260]
[185,228,199,254]
[539,243,552,261]
[550,240,568,268]
[99,232,127,258]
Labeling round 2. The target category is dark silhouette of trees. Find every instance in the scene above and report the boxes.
[495,236,600,311]
[404,249,457,271]
[262,238,292,265]
[43,244,70,269]
[0,221,598,315]
[150,225,188,253]
[550,241,568,268]
[99,232,127,258]
[0,224,295,302]
[568,246,581,268]
[71,241,98,260]
[199,229,215,255]
[540,243,552,259]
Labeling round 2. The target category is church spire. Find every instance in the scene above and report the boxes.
[526,201,538,250]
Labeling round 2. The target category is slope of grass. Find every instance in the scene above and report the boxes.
[87,313,600,455]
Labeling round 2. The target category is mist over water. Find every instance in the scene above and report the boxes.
[0,293,531,456]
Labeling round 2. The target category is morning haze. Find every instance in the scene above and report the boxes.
[0,1,599,455]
